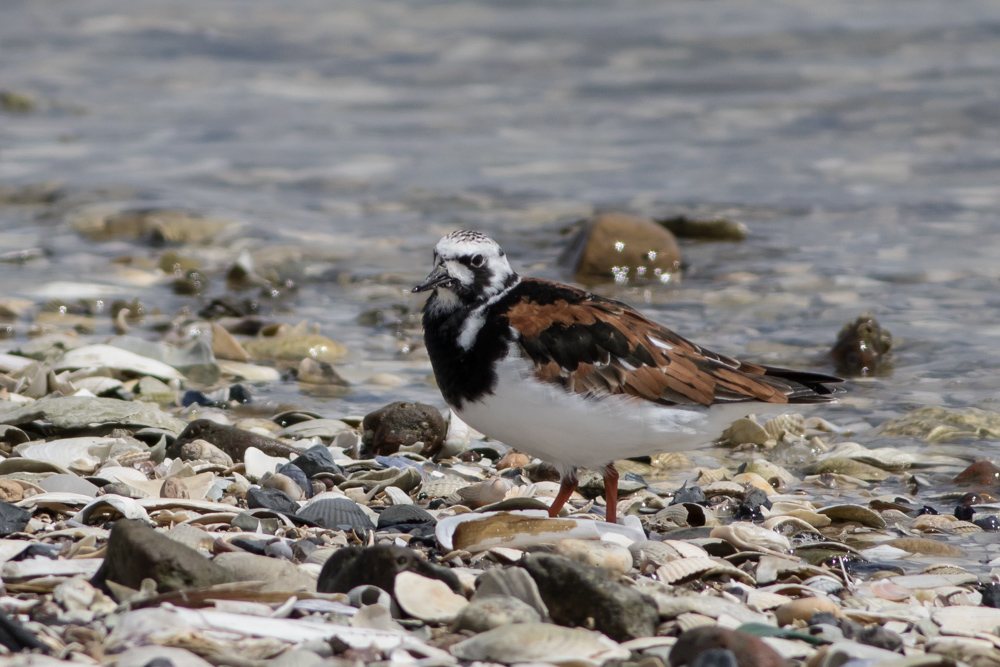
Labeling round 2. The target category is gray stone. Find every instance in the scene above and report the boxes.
[0,396,186,433]
[452,594,541,633]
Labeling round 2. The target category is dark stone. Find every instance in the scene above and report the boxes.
[0,608,49,653]
[529,461,562,483]
[842,559,905,578]
[855,624,904,652]
[181,390,214,407]
[361,402,446,458]
[144,660,175,667]
[246,486,299,515]
[976,515,1000,531]
[265,541,294,560]
[954,505,975,521]
[670,482,707,506]
[691,649,740,667]
[276,463,312,498]
[296,497,375,532]
[916,505,939,515]
[291,538,320,561]
[230,538,268,555]
[736,488,772,521]
[521,553,658,641]
[0,502,30,537]
[92,518,230,593]
[377,504,436,531]
[954,460,1000,487]
[168,419,298,461]
[670,627,787,667]
[228,384,252,403]
[14,542,61,560]
[830,313,892,377]
[981,582,1000,608]
[290,444,343,478]
[316,544,461,598]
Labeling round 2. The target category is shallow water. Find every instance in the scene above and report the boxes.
[3,0,1000,521]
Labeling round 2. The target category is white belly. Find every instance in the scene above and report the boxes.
[455,355,758,472]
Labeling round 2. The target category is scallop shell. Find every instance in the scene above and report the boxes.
[657,557,755,585]
[382,486,412,505]
[816,504,886,529]
[297,497,375,531]
[732,472,776,496]
[824,442,916,471]
[742,461,799,487]
[763,413,806,439]
[449,622,629,666]
[702,481,744,498]
[761,515,823,538]
[801,575,845,595]
[376,504,436,530]
[15,437,116,474]
[421,476,472,498]
[394,571,468,623]
[277,419,353,440]
[710,523,791,555]
[910,513,959,533]
[695,467,732,484]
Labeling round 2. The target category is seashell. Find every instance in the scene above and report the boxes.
[743,460,799,486]
[480,497,551,513]
[816,504,886,529]
[745,589,793,612]
[382,486,412,505]
[909,513,959,533]
[436,510,645,553]
[656,557,754,585]
[802,575,845,596]
[629,539,708,568]
[943,588,982,606]
[802,457,890,481]
[773,597,840,626]
[884,537,965,558]
[474,566,549,620]
[343,467,422,494]
[377,504,435,530]
[732,472,776,495]
[449,622,629,666]
[763,413,806,440]
[792,541,864,565]
[761,515,823,538]
[278,419,353,440]
[216,359,282,382]
[421,476,472,498]
[650,452,691,469]
[554,539,632,575]
[753,554,832,586]
[694,467,731,484]
[394,571,468,623]
[297,497,375,531]
[701,481,744,498]
[923,563,973,576]
[675,612,716,632]
[868,579,912,601]
[262,472,304,501]
[347,585,393,610]
[710,522,790,555]
[243,447,289,482]
[15,437,116,474]
[439,411,472,458]
[54,344,184,380]
[722,417,769,445]
[778,509,831,527]
[454,479,515,509]
[71,494,151,524]
[452,594,541,633]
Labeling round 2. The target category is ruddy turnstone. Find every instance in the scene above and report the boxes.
[414,230,841,523]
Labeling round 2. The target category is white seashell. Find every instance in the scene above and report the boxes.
[4,556,103,581]
[763,413,806,440]
[710,522,791,555]
[449,622,629,666]
[422,476,472,498]
[216,359,282,382]
[732,472,776,496]
[436,510,646,553]
[70,376,126,395]
[454,479,514,509]
[16,437,117,474]
[72,494,151,524]
[383,486,412,505]
[243,447,289,482]
[55,344,184,380]
[628,539,709,568]
[657,558,754,585]
[394,571,468,623]
[440,410,472,458]
[761,515,823,537]
[702,481,745,498]
[554,539,633,575]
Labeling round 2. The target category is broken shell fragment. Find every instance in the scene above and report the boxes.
[394,571,468,623]
[449,622,629,666]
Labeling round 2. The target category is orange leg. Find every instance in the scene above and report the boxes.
[603,464,619,524]
[548,469,579,517]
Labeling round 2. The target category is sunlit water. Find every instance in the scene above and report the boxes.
[4,0,1000,565]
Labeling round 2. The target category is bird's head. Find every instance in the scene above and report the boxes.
[413,230,517,313]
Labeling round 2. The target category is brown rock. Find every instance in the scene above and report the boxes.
[670,627,787,667]
[160,477,189,499]
[773,597,841,626]
[497,451,531,471]
[168,419,299,461]
[830,313,892,377]
[362,402,446,458]
[0,479,23,502]
[954,460,1000,487]
[565,213,681,286]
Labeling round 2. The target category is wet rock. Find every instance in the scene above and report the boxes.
[92,518,230,593]
[452,595,542,633]
[722,418,770,446]
[362,401,446,457]
[275,463,312,498]
[521,553,658,641]
[669,627,787,667]
[980,583,1000,608]
[0,90,37,113]
[246,486,299,515]
[173,269,209,296]
[316,544,461,597]
[671,483,708,506]
[830,313,892,376]
[377,504,436,531]
[265,540,294,560]
[244,332,347,363]
[297,358,349,385]
[0,502,31,536]
[735,488,772,521]
[289,444,343,478]
[297,497,373,531]
[553,539,632,575]
[562,212,681,286]
[657,215,748,241]
[954,460,1000,486]
[474,566,549,619]
[168,419,298,460]
[0,395,186,433]
[71,207,233,244]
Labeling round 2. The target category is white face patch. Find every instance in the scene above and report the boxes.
[429,230,516,303]
[443,259,474,286]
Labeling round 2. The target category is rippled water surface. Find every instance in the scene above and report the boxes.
[4,1,1000,542]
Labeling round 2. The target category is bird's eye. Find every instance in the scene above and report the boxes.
[471,254,485,267]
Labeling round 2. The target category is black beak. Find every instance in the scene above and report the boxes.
[412,265,451,293]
